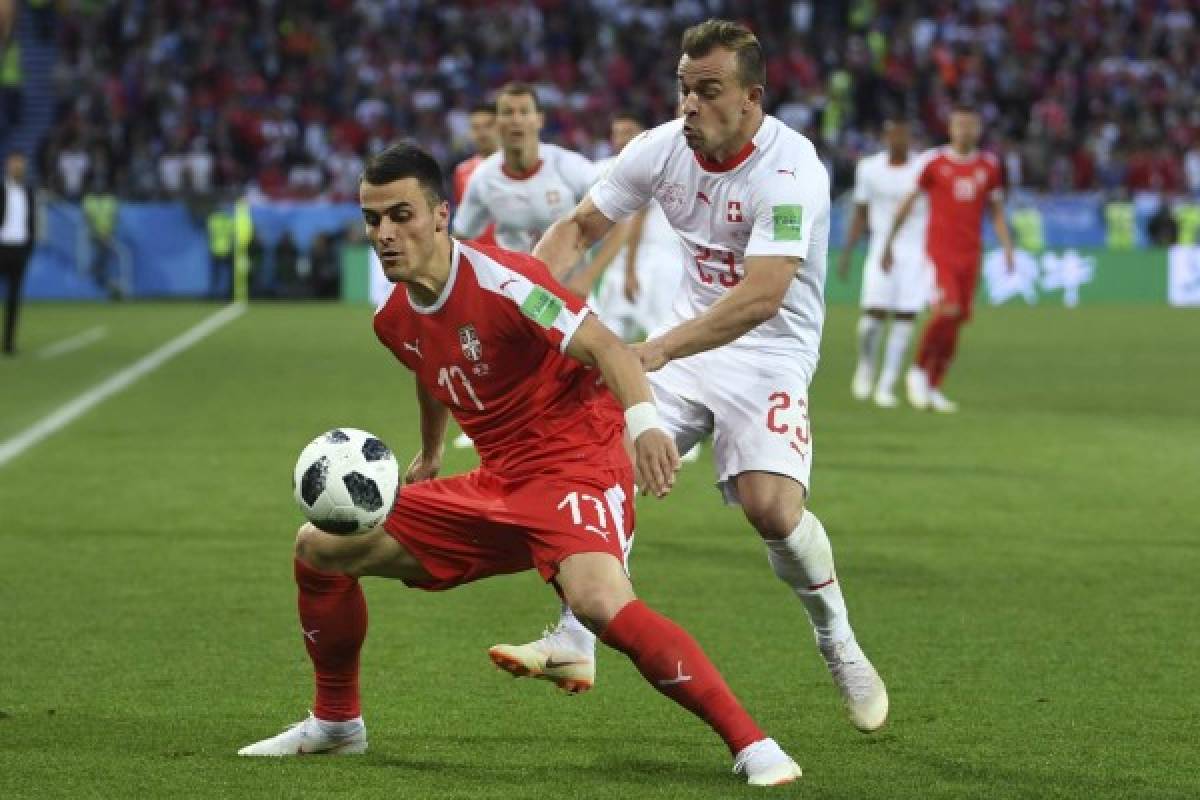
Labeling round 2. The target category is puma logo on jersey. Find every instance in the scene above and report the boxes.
[403,340,422,358]
[696,191,712,205]
[776,168,796,178]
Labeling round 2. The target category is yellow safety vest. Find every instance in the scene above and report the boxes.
[1104,203,1135,250]
[1173,203,1200,246]
[1011,207,1044,253]
[82,193,118,239]
[207,211,235,258]
[0,41,21,87]
[233,200,254,304]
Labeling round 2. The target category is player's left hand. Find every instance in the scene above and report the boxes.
[632,339,669,372]
[632,429,680,498]
[404,451,441,484]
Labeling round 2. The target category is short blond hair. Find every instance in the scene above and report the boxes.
[680,19,765,89]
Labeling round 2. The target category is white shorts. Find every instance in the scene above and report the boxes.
[648,345,814,504]
[594,245,683,341]
[860,248,933,313]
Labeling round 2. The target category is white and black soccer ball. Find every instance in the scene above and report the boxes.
[293,428,399,535]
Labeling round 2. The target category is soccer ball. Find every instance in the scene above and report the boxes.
[293,428,399,535]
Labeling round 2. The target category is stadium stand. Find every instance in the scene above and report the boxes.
[32,0,1200,199]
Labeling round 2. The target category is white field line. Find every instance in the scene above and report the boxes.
[0,304,246,469]
[36,325,109,360]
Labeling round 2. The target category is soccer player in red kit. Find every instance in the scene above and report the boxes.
[450,103,498,247]
[883,104,1014,412]
[237,143,802,786]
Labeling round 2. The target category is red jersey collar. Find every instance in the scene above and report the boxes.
[501,158,544,180]
[693,138,756,173]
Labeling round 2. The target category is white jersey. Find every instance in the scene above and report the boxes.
[453,143,599,253]
[853,150,929,272]
[590,116,830,370]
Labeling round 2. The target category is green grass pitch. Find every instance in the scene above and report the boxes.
[1,301,1197,799]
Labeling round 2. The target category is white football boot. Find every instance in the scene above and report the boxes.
[928,388,959,413]
[872,387,899,408]
[488,625,595,694]
[818,638,889,733]
[238,713,367,756]
[905,367,930,410]
[452,432,474,448]
[733,738,803,786]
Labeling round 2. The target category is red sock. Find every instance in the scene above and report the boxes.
[601,600,764,755]
[926,316,962,388]
[915,316,943,373]
[294,558,367,721]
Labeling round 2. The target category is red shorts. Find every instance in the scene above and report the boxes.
[384,465,635,591]
[929,257,980,319]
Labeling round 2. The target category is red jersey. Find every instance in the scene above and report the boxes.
[918,147,1004,269]
[373,241,625,479]
[452,155,498,247]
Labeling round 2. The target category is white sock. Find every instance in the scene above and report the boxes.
[557,602,597,653]
[877,318,914,394]
[856,316,884,375]
[764,511,852,646]
[315,715,364,736]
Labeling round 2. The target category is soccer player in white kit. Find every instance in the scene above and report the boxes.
[452,81,600,254]
[836,114,931,407]
[489,19,888,740]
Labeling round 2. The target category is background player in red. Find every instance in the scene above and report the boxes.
[450,102,498,247]
[238,143,803,787]
[883,104,1014,412]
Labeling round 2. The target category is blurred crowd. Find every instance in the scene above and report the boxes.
[30,0,1200,202]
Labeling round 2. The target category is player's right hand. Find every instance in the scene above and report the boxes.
[404,451,441,484]
[633,429,680,498]
[623,271,641,303]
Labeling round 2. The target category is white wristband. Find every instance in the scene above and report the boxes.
[624,402,662,442]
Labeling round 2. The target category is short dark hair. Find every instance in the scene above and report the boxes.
[680,19,765,89]
[496,81,540,112]
[612,109,647,129]
[361,142,445,203]
[469,102,496,117]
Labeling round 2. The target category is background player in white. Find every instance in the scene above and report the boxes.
[452,82,600,254]
[572,111,686,344]
[450,81,601,450]
[836,113,930,407]
[489,19,888,734]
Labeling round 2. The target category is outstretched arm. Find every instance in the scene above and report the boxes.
[565,314,679,497]
[533,196,617,280]
[637,255,798,370]
[565,216,635,297]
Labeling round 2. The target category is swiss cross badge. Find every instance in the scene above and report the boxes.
[727,200,743,222]
[459,324,483,362]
